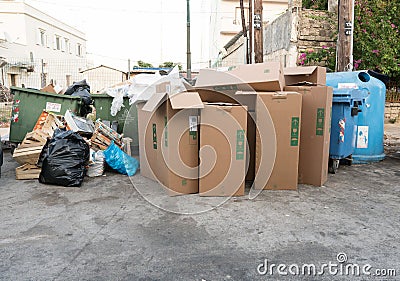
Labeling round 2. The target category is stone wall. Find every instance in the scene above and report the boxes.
[385,103,400,123]
[263,7,337,67]
[297,9,337,52]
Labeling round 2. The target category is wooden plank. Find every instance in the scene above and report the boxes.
[13,146,44,154]
[16,164,41,180]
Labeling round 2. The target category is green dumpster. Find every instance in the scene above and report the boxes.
[9,86,83,144]
[91,94,139,155]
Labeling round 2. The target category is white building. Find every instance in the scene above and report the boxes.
[0,0,88,89]
[209,0,288,66]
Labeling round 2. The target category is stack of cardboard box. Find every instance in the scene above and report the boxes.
[137,62,333,197]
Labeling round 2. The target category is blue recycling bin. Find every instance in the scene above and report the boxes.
[327,71,386,163]
[329,88,368,173]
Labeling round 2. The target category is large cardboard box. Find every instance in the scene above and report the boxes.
[195,62,284,92]
[255,92,302,190]
[199,103,248,196]
[285,85,333,186]
[193,89,257,181]
[137,91,204,196]
[284,66,326,86]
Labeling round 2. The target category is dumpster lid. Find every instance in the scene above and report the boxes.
[333,88,368,103]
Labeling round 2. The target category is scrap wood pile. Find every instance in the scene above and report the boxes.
[13,111,64,180]
[13,112,138,184]
[90,120,123,151]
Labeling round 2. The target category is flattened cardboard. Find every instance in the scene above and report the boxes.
[199,104,247,196]
[255,92,302,190]
[284,66,326,86]
[285,85,333,186]
[195,62,284,92]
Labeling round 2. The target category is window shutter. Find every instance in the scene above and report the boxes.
[36,29,41,45]
[61,38,66,52]
[53,35,57,49]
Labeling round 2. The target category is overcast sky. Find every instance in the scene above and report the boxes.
[25,0,212,70]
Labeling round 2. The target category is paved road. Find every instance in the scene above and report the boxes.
[0,147,399,280]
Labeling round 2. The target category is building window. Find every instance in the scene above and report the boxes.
[37,29,47,46]
[66,75,71,86]
[76,43,82,57]
[64,38,69,53]
[61,38,66,52]
[9,74,18,87]
[234,6,249,25]
[54,35,61,50]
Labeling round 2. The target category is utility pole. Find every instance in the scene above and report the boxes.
[336,0,354,71]
[249,0,253,64]
[254,0,263,63]
[186,0,192,80]
[240,0,249,64]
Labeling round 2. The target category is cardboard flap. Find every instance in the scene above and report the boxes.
[169,92,204,109]
[284,66,326,86]
[195,69,243,88]
[142,92,167,112]
[230,61,282,80]
[284,66,318,76]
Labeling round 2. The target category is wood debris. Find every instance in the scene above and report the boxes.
[15,164,41,180]
[13,111,64,176]
[90,120,123,151]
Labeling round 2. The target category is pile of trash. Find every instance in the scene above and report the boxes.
[13,110,139,187]
[0,83,12,102]
[100,66,187,116]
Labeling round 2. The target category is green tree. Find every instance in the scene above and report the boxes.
[354,0,400,78]
[159,61,182,71]
[302,0,328,10]
[135,60,153,68]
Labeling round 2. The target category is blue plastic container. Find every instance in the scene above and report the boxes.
[327,71,386,163]
[330,89,366,160]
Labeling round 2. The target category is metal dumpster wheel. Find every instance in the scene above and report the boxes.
[10,143,18,156]
[329,159,340,174]
[341,155,353,166]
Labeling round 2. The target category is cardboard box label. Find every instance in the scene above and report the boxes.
[152,123,157,149]
[316,108,325,136]
[164,116,168,147]
[236,130,245,160]
[189,116,198,141]
[357,125,369,148]
[213,85,239,91]
[291,117,300,146]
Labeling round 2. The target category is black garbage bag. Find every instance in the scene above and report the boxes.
[38,129,90,187]
[64,79,93,117]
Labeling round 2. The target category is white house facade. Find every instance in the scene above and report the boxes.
[0,0,88,89]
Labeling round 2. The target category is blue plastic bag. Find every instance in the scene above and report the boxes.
[103,142,139,176]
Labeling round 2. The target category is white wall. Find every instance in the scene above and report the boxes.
[0,0,88,89]
[209,0,288,65]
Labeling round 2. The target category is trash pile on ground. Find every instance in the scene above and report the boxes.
[9,79,139,187]
[0,83,12,102]
[7,63,387,194]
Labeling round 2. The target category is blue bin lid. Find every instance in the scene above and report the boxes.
[332,88,368,103]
